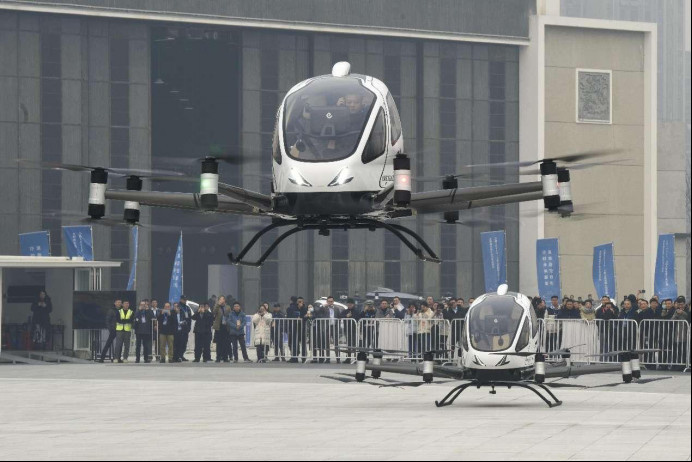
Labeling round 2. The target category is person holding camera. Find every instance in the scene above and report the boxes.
[192,303,214,363]
[157,303,177,363]
[270,303,287,362]
[30,290,52,350]
[228,302,251,363]
[253,305,273,363]
[133,300,154,363]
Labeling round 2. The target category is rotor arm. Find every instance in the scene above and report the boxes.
[105,190,261,216]
[217,182,273,211]
[410,182,543,215]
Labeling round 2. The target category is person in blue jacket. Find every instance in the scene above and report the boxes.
[227,302,251,363]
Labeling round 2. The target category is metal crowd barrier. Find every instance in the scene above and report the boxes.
[304,318,360,362]
[638,319,690,369]
[358,319,406,359]
[401,318,452,361]
[78,313,691,370]
[592,319,639,363]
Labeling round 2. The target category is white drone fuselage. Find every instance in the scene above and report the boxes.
[271,67,401,217]
[459,289,540,381]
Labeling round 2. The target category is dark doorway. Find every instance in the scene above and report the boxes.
[151,26,242,304]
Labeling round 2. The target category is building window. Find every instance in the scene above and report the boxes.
[331,229,349,261]
[384,261,401,291]
[40,32,62,256]
[440,226,457,296]
[576,69,612,124]
[331,261,349,297]
[261,228,279,304]
[384,232,401,290]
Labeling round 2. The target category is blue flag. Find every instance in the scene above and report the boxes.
[62,226,94,261]
[19,231,51,256]
[127,226,139,290]
[592,243,616,300]
[168,233,183,304]
[480,230,507,293]
[536,238,561,301]
[654,234,677,301]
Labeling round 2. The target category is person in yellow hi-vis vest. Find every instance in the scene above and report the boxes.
[114,300,134,363]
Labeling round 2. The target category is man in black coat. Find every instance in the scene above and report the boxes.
[30,290,52,350]
[271,303,287,361]
[192,303,214,362]
[172,303,189,362]
[178,295,193,361]
[286,296,308,363]
[133,300,155,363]
[99,299,121,363]
[447,297,467,359]
[340,298,360,364]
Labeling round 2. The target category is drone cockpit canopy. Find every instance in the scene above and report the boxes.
[282,76,376,162]
[467,295,526,353]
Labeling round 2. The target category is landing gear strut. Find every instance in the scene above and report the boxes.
[228,218,441,267]
[434,380,563,408]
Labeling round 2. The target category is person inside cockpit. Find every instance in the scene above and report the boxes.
[468,297,524,352]
[283,78,375,161]
[337,92,368,131]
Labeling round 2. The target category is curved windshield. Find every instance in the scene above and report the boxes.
[468,296,525,352]
[283,77,375,162]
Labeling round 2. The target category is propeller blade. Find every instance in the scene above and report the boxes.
[458,148,623,171]
[543,382,587,389]
[319,376,380,386]
[632,376,672,385]
[17,159,184,178]
[517,158,631,176]
[587,349,660,358]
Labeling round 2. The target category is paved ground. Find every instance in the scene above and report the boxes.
[0,362,689,461]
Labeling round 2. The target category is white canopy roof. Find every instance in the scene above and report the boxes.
[0,256,121,269]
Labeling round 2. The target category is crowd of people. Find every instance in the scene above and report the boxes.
[95,290,691,366]
[530,292,690,324]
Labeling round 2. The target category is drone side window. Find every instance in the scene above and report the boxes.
[272,109,282,164]
[515,319,531,352]
[386,93,402,146]
[362,108,386,164]
[529,305,538,338]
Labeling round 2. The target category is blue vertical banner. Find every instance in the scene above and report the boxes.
[480,230,507,293]
[168,233,183,304]
[592,243,616,300]
[126,226,139,290]
[654,234,678,300]
[19,231,51,256]
[62,225,94,261]
[536,238,562,301]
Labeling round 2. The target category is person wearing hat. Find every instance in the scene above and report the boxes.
[178,295,193,361]
[270,303,286,362]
